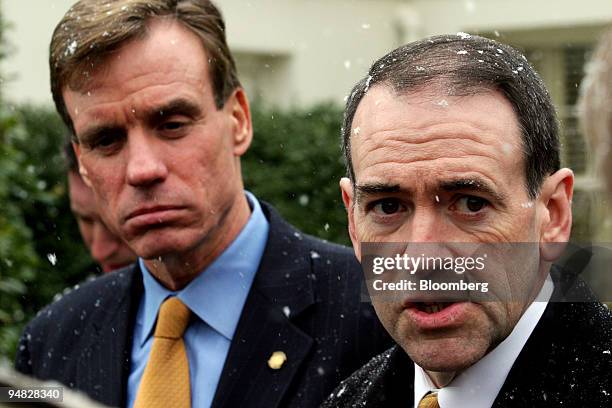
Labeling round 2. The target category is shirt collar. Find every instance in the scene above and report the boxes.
[138,191,269,345]
[413,275,554,408]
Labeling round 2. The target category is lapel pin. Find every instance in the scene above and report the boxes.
[268,351,287,370]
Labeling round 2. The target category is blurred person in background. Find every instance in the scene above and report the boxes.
[65,142,136,273]
[579,27,612,196]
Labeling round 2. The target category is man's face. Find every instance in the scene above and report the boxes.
[68,171,136,272]
[64,19,252,266]
[341,86,571,376]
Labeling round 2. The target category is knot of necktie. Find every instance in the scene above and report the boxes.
[154,297,191,339]
[418,392,440,408]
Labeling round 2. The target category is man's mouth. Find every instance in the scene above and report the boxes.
[415,302,453,314]
[402,301,470,329]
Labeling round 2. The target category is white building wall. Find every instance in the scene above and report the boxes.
[398,0,612,40]
[2,0,612,108]
[1,0,403,108]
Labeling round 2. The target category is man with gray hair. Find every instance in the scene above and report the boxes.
[15,1,389,407]
[324,34,611,407]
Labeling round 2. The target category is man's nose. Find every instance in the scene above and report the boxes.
[408,207,441,243]
[125,130,168,187]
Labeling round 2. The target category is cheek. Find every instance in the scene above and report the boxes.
[77,222,94,247]
[371,300,401,336]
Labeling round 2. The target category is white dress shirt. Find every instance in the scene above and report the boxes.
[413,276,554,408]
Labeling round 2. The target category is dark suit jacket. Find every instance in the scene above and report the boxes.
[321,268,612,408]
[15,204,390,408]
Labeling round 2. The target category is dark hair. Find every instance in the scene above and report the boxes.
[50,0,240,137]
[341,34,560,199]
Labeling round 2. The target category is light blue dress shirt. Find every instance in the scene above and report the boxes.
[126,192,269,408]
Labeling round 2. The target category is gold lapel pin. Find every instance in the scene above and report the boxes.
[267,351,287,370]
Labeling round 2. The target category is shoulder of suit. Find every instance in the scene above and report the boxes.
[321,345,398,407]
[22,264,137,334]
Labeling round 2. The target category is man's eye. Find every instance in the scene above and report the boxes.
[454,196,489,213]
[162,121,183,130]
[159,120,189,133]
[97,135,119,147]
[86,131,125,151]
[371,198,406,215]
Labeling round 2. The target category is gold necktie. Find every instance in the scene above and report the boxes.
[134,297,191,408]
[418,392,440,408]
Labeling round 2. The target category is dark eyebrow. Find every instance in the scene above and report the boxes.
[439,178,507,204]
[146,98,202,124]
[354,182,403,203]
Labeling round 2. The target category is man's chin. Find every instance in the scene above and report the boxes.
[127,233,192,260]
[401,337,489,373]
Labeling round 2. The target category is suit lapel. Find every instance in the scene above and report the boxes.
[75,265,143,407]
[212,204,315,408]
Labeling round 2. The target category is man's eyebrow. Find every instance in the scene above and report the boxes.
[146,98,202,122]
[439,178,507,204]
[78,125,124,145]
[354,183,403,203]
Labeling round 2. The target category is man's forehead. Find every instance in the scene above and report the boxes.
[351,85,521,151]
[349,84,524,190]
[352,84,517,131]
[64,18,208,95]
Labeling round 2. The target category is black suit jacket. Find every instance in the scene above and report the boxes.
[321,268,612,407]
[15,204,390,407]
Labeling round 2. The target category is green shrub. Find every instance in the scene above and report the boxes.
[245,103,350,245]
[0,105,95,362]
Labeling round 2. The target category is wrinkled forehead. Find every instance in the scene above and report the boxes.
[349,85,524,182]
[64,18,205,94]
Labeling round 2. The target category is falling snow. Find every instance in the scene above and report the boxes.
[65,40,77,56]
[364,75,373,92]
[47,253,57,266]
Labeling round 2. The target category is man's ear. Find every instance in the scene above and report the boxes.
[72,142,93,188]
[225,88,253,157]
[539,168,574,261]
[340,177,361,261]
